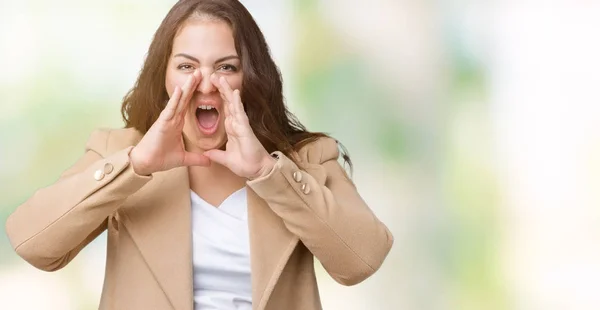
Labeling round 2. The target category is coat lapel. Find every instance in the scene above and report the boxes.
[247,188,298,310]
[119,166,194,310]
[116,165,300,310]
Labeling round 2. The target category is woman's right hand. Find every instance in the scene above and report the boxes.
[129,69,210,176]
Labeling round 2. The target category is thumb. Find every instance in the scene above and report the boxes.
[182,152,211,167]
[203,149,228,166]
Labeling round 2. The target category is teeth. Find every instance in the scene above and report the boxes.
[197,105,215,110]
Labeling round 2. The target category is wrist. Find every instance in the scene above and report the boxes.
[129,147,153,176]
[248,153,277,180]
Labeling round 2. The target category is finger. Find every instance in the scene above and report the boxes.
[203,149,228,167]
[210,74,226,101]
[176,70,199,115]
[178,70,201,114]
[210,74,228,96]
[224,115,234,134]
[174,73,195,116]
[232,118,248,135]
[185,69,202,110]
[211,75,235,116]
[232,90,249,129]
[223,94,231,118]
[232,89,245,115]
[221,77,240,114]
[161,86,182,120]
[216,76,236,107]
[223,102,231,119]
[182,151,211,167]
[211,75,240,118]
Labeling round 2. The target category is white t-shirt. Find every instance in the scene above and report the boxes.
[190,187,252,310]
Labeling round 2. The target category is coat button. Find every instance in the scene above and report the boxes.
[292,171,302,183]
[301,183,311,194]
[104,163,114,174]
[94,169,105,181]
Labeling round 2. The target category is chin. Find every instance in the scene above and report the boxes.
[184,132,227,152]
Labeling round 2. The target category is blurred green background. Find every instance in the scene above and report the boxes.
[1,1,599,309]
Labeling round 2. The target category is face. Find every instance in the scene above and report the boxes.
[165,18,242,152]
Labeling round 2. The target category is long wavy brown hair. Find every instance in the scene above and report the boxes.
[120,0,351,170]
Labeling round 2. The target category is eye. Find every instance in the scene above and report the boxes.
[177,64,195,71]
[217,64,238,72]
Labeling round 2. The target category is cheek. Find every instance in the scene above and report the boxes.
[165,70,188,96]
[218,73,243,91]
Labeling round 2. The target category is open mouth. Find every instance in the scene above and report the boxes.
[195,105,220,135]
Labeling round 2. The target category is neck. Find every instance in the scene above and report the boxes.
[184,137,245,195]
[188,161,246,194]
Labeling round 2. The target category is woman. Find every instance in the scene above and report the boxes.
[5,0,393,309]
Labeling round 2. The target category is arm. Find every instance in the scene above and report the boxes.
[247,138,394,286]
[5,129,152,271]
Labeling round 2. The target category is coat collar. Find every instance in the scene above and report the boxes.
[119,165,298,310]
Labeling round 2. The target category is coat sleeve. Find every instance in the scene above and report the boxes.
[5,129,152,271]
[247,138,394,286]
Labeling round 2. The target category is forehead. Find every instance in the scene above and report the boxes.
[172,19,236,57]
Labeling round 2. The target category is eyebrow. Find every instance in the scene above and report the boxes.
[173,53,239,63]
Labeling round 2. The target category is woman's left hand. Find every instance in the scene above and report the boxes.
[203,75,276,180]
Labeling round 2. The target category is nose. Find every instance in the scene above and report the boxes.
[197,68,217,94]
